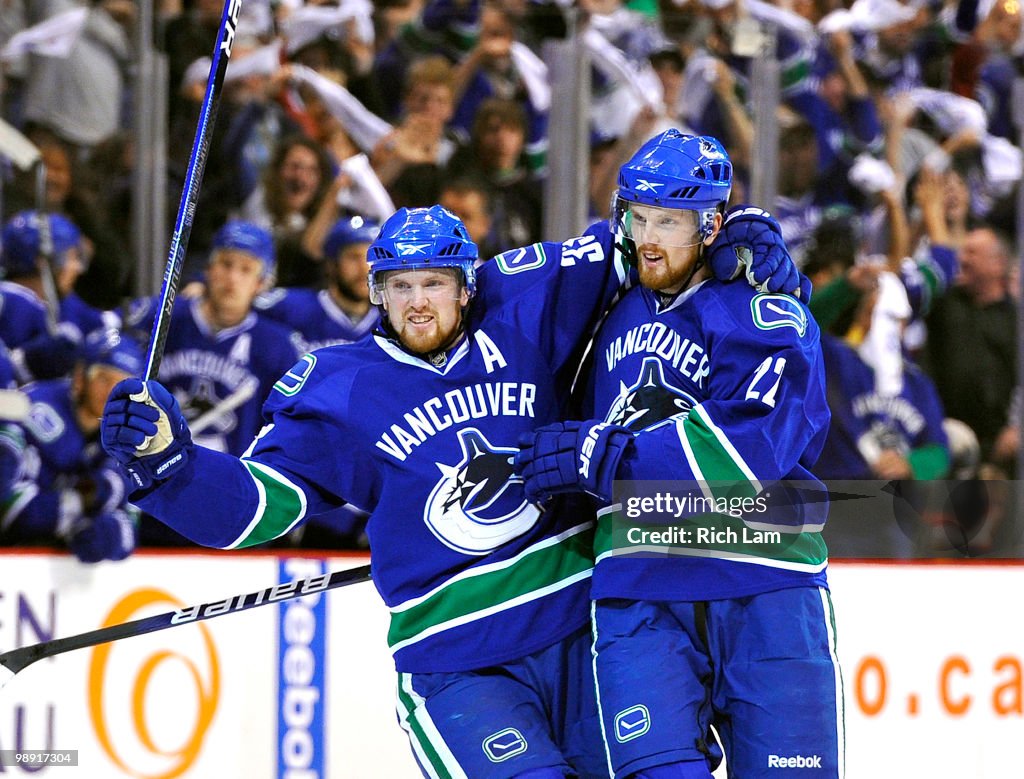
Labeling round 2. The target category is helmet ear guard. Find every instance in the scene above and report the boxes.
[367,206,478,306]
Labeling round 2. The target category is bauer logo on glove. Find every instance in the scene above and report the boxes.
[515,420,635,504]
[101,378,194,492]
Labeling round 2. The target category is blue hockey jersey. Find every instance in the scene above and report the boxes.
[0,282,51,350]
[254,287,380,352]
[816,335,949,480]
[127,297,301,456]
[0,380,132,543]
[133,224,630,672]
[583,279,832,602]
[0,283,119,382]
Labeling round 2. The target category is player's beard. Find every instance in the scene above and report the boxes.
[392,305,463,355]
[636,242,702,294]
[333,278,367,304]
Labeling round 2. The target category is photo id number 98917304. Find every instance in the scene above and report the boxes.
[0,750,78,766]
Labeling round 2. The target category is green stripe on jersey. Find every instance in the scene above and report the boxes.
[230,461,307,548]
[681,407,759,500]
[387,524,594,651]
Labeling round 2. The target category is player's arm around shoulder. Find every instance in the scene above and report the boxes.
[478,220,629,312]
[476,221,631,370]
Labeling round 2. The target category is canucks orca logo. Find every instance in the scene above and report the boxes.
[424,428,540,555]
[606,357,699,432]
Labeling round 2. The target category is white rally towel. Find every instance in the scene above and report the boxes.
[818,0,918,34]
[289,64,393,153]
[0,7,88,62]
[336,152,396,223]
[903,87,1022,192]
[182,41,283,91]
[226,41,282,83]
[848,154,897,195]
[281,0,374,55]
[582,27,664,111]
[905,87,988,136]
[858,270,912,397]
[510,41,550,113]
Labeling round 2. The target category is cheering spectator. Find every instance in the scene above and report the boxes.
[924,226,1017,474]
[371,55,464,207]
[235,134,335,288]
[446,97,543,250]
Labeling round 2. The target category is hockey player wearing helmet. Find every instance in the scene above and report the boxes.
[516,131,841,778]
[0,329,143,563]
[255,215,381,352]
[101,167,810,775]
[368,205,477,358]
[202,219,278,330]
[123,220,299,460]
[0,210,107,381]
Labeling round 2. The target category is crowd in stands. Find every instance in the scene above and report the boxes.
[0,0,1020,559]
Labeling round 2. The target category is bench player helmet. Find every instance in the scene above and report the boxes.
[0,210,82,278]
[324,215,379,260]
[210,220,275,279]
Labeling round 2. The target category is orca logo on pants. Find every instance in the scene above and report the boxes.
[424,428,539,555]
[482,728,528,762]
[613,704,651,743]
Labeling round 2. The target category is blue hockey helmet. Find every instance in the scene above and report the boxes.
[613,131,732,247]
[81,329,145,377]
[324,215,379,260]
[367,206,478,305]
[210,220,275,278]
[0,210,83,278]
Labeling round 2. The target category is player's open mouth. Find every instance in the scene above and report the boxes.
[408,315,434,326]
[640,250,665,266]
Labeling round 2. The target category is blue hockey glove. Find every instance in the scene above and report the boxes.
[708,205,812,301]
[68,510,137,563]
[101,378,193,491]
[514,420,635,503]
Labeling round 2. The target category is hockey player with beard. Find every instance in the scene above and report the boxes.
[254,215,380,352]
[515,131,841,778]
[101,191,804,775]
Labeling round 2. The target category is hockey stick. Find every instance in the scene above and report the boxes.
[143,0,241,382]
[0,562,372,689]
[35,161,61,331]
[189,377,259,435]
[0,120,59,327]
